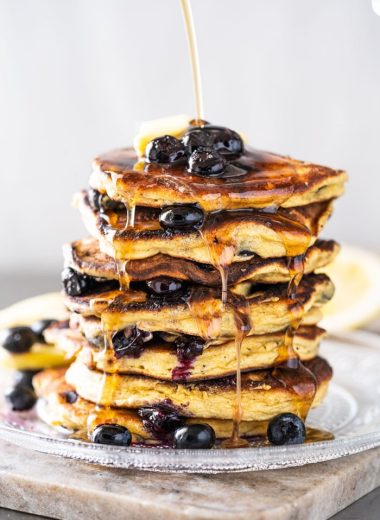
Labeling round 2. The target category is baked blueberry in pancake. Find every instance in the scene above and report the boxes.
[44,320,326,381]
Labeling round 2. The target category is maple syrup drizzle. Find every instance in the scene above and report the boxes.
[87,188,139,439]
[272,251,318,423]
[180,0,204,124]
[221,296,251,448]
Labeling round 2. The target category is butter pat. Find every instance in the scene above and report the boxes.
[133,114,191,157]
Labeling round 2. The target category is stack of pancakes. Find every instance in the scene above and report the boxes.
[35,140,347,444]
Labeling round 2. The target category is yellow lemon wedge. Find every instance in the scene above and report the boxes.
[0,292,70,370]
[320,245,380,333]
[0,344,69,371]
[0,292,68,328]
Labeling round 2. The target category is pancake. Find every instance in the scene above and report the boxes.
[34,366,330,441]
[45,322,325,381]
[76,306,324,350]
[90,147,347,212]
[63,356,331,421]
[76,191,334,263]
[64,274,334,338]
[65,237,339,287]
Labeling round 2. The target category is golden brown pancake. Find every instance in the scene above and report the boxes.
[90,147,347,211]
[75,191,334,263]
[64,274,334,338]
[45,322,325,381]
[62,356,331,421]
[34,365,330,441]
[75,306,324,350]
[65,237,339,287]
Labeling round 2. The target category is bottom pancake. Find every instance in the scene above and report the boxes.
[34,361,331,441]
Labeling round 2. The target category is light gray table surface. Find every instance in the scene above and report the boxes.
[0,273,379,520]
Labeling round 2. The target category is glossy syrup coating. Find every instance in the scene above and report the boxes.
[90,146,347,212]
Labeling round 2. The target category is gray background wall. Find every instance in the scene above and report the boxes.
[0,0,379,275]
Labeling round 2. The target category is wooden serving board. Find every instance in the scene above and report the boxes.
[0,438,379,520]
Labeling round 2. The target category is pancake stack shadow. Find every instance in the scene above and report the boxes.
[35,138,347,446]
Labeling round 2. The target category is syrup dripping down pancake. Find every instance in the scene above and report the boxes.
[64,274,334,338]
[34,361,331,441]
[90,147,347,212]
[75,191,334,263]
[56,356,331,421]
[65,237,339,287]
[45,322,325,381]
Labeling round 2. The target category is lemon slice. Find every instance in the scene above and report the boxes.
[0,292,67,329]
[320,244,380,332]
[0,292,70,370]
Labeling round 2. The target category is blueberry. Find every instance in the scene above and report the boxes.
[61,267,118,296]
[112,327,153,358]
[5,385,37,411]
[91,424,132,446]
[31,319,56,343]
[138,404,184,440]
[0,327,37,354]
[267,413,306,445]
[182,125,244,156]
[62,267,91,296]
[188,149,226,177]
[88,188,102,211]
[159,205,204,230]
[14,370,40,389]
[174,424,216,449]
[61,390,78,404]
[146,277,183,296]
[174,335,204,361]
[146,135,186,164]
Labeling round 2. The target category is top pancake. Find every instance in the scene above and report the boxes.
[90,147,347,212]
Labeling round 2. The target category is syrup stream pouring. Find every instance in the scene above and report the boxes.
[180,0,204,124]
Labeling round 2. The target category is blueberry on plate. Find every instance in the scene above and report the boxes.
[90,424,132,446]
[5,385,37,411]
[267,413,306,445]
[146,135,186,164]
[31,319,56,343]
[159,205,204,230]
[188,148,226,177]
[174,423,216,449]
[14,370,40,389]
[0,326,37,354]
